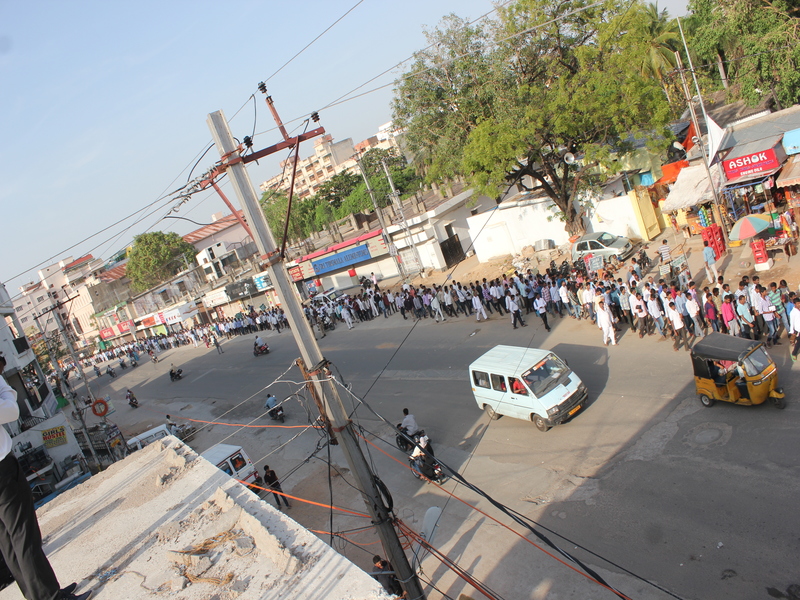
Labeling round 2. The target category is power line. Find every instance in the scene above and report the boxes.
[262,0,368,83]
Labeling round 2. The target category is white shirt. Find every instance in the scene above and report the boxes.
[597,307,614,329]
[0,376,20,461]
[789,306,800,335]
[401,413,419,436]
[667,307,684,330]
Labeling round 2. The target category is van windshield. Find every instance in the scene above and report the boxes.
[522,354,569,397]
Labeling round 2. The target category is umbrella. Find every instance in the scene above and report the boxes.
[729,214,772,241]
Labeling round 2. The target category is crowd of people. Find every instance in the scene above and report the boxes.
[306,240,800,357]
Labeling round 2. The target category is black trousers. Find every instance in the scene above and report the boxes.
[0,454,60,600]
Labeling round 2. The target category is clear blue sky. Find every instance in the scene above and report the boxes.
[0,0,688,293]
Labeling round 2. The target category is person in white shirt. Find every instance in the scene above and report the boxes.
[685,295,704,338]
[596,300,617,345]
[401,408,419,436]
[0,355,89,600]
[471,292,488,322]
[505,291,525,329]
[789,298,800,361]
[533,293,551,332]
[667,301,691,351]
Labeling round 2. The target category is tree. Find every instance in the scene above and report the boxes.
[631,3,681,103]
[126,232,197,292]
[393,0,672,235]
[259,189,313,243]
[688,0,800,107]
[315,171,361,209]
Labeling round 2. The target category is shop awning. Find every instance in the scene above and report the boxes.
[661,164,721,212]
[723,166,782,187]
[776,154,800,188]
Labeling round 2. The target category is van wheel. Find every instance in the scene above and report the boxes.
[532,414,550,432]
[699,394,715,407]
[484,405,499,420]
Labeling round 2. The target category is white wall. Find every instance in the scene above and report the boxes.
[467,199,572,262]
[12,411,82,469]
[588,193,644,240]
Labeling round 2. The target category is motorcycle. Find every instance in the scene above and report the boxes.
[638,246,651,270]
[150,353,159,364]
[254,343,270,357]
[169,368,183,382]
[94,366,101,377]
[396,425,425,453]
[322,314,336,331]
[106,367,117,378]
[268,405,285,423]
[408,454,447,483]
[130,359,138,368]
[126,391,139,408]
[119,359,127,370]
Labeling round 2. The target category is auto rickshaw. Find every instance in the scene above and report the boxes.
[691,332,786,409]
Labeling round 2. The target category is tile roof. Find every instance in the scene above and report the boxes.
[62,254,94,271]
[182,211,245,245]
[97,263,127,283]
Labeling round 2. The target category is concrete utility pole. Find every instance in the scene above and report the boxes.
[207,110,425,600]
[381,158,423,276]
[37,305,101,468]
[355,155,408,282]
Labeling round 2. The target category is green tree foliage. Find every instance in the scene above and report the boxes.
[632,3,681,103]
[260,189,311,244]
[126,232,197,292]
[687,0,800,107]
[393,0,673,235]
[315,171,361,209]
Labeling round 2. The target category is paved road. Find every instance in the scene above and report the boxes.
[77,306,800,600]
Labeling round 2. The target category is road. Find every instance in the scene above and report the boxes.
[77,307,800,600]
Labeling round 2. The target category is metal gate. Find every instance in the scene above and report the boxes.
[439,234,466,268]
[399,247,422,274]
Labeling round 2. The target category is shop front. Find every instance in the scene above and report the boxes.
[720,138,787,222]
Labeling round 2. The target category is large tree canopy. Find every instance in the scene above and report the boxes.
[126,231,197,292]
[687,0,800,108]
[393,0,673,234]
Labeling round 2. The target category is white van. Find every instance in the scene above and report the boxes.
[201,444,262,489]
[469,345,587,431]
[126,425,172,453]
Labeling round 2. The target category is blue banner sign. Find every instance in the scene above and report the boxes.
[254,274,273,291]
[312,245,371,275]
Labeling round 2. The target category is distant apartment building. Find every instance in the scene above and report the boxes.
[258,123,402,200]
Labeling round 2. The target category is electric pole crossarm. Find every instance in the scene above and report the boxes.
[242,128,325,164]
[206,110,424,600]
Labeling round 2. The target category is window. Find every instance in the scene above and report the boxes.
[588,240,604,250]
[577,241,589,252]
[597,233,617,246]
[509,377,528,395]
[15,306,22,312]
[490,374,507,393]
[21,317,28,323]
[36,296,44,302]
[472,370,490,389]
[217,461,233,476]
[230,453,247,471]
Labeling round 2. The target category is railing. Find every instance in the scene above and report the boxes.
[19,415,48,431]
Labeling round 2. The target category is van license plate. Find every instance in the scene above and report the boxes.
[568,405,581,416]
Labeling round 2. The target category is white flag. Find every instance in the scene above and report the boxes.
[707,116,725,166]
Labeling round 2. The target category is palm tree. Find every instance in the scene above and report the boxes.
[635,3,681,103]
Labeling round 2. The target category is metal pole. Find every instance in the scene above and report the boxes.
[381,158,423,276]
[206,110,425,600]
[677,19,730,243]
[355,156,407,282]
[675,52,728,244]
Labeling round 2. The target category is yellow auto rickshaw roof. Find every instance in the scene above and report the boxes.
[691,332,762,363]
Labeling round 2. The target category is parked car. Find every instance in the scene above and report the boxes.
[571,232,634,263]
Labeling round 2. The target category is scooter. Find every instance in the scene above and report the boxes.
[126,391,139,408]
[268,405,285,423]
[169,368,183,382]
[408,454,447,483]
[396,425,425,453]
[94,366,101,378]
[119,359,127,370]
[254,343,270,357]
[151,354,159,364]
[130,359,138,368]
[638,246,651,270]
[322,314,336,331]
[106,367,117,378]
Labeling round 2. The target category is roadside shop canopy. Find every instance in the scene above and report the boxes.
[776,154,800,188]
[661,164,721,212]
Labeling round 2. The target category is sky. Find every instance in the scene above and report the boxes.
[0,0,688,293]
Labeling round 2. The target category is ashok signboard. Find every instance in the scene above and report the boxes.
[724,145,785,180]
[312,245,371,276]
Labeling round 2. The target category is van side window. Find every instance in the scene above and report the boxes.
[491,374,507,392]
[217,461,233,476]
[472,370,490,389]
[230,453,247,471]
[509,377,528,395]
